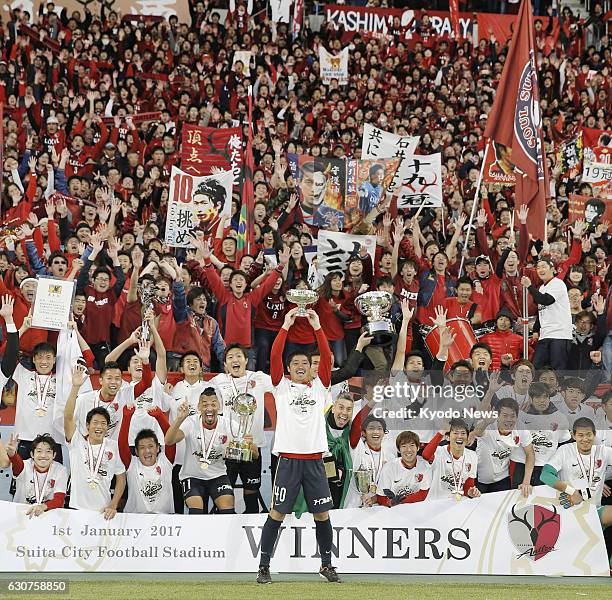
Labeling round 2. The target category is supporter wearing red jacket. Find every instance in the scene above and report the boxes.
[480,309,524,371]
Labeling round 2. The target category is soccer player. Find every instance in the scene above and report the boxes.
[119,404,175,514]
[422,418,481,501]
[557,377,597,429]
[470,397,535,495]
[0,433,68,517]
[256,307,339,584]
[510,382,571,488]
[211,344,272,513]
[64,364,126,518]
[344,415,394,508]
[541,418,612,528]
[377,431,431,506]
[165,387,246,515]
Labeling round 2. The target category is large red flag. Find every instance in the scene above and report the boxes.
[483,0,549,240]
[236,90,255,261]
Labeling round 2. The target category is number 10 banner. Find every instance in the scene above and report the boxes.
[164,166,234,247]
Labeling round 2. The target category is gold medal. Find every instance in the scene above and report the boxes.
[200,460,210,470]
[454,492,462,501]
[369,483,377,494]
[35,408,46,417]
[88,480,98,489]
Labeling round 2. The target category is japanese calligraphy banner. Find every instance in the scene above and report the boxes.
[483,141,516,185]
[165,166,233,247]
[181,125,243,189]
[392,154,443,209]
[288,154,400,229]
[567,194,612,232]
[316,231,376,278]
[555,134,583,181]
[319,47,349,85]
[361,124,419,160]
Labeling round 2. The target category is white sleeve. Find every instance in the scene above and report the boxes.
[53,466,69,495]
[419,464,432,490]
[519,430,532,448]
[377,461,394,494]
[547,446,565,473]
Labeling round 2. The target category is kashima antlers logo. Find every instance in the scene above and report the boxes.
[507,504,560,561]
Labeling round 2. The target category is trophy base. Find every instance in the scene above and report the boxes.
[225,444,252,462]
[362,322,396,347]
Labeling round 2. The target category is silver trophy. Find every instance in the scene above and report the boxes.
[286,289,319,316]
[225,393,257,461]
[353,464,374,507]
[355,291,396,346]
[140,282,156,341]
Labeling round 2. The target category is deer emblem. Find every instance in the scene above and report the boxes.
[507,504,560,561]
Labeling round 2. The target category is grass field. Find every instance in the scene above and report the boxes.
[1,576,611,600]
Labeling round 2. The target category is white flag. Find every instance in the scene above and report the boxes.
[316,231,376,278]
[270,0,292,23]
[394,153,443,209]
[361,123,419,160]
[319,47,349,85]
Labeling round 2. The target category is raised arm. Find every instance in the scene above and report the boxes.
[0,296,20,381]
[270,308,298,386]
[64,364,89,443]
[165,401,189,446]
[391,299,414,373]
[308,310,332,388]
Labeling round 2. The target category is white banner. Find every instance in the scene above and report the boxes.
[31,277,75,331]
[316,231,376,278]
[270,0,292,22]
[0,489,608,574]
[361,125,441,208]
[165,167,233,248]
[319,47,349,85]
[582,160,612,184]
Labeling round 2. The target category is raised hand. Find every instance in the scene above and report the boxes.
[6,433,18,457]
[438,325,456,350]
[400,298,413,323]
[0,295,15,323]
[282,306,300,329]
[71,364,88,388]
[278,245,290,266]
[520,276,531,288]
[517,204,529,224]
[430,305,447,329]
[305,308,321,330]
[177,400,190,421]
[136,337,151,362]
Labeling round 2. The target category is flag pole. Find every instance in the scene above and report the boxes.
[522,286,529,359]
[459,139,491,277]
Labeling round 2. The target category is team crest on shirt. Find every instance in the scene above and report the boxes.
[507,503,560,561]
[219,435,227,444]
[156,466,162,475]
[596,459,602,469]
[514,436,520,445]
[106,451,113,461]
[416,473,423,482]
[49,479,55,488]
[551,423,558,431]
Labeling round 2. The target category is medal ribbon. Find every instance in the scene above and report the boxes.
[35,374,52,413]
[575,445,595,491]
[32,467,50,504]
[87,439,106,484]
[450,449,466,496]
[200,418,220,463]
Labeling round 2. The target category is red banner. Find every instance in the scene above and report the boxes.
[181,125,243,189]
[582,127,612,164]
[101,111,162,126]
[477,12,560,46]
[568,194,612,231]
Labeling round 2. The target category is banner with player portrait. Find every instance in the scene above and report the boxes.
[316,231,376,278]
[181,125,243,188]
[0,488,607,574]
[288,154,399,229]
[483,141,516,185]
[567,194,612,233]
[165,166,233,248]
[318,47,349,85]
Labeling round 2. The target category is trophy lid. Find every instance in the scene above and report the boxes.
[286,288,319,304]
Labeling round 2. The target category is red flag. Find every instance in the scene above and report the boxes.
[449,0,460,40]
[483,0,549,240]
[236,90,255,261]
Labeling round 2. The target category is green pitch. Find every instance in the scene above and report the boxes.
[2,576,611,600]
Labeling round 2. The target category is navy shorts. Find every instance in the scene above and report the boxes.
[226,453,262,491]
[181,475,234,501]
[272,456,333,514]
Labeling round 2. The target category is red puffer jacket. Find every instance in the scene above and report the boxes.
[479,330,524,371]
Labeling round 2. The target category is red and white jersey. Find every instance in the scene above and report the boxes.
[67,435,125,511]
[168,379,207,464]
[428,445,478,500]
[13,366,58,441]
[556,402,597,431]
[547,443,612,506]
[511,410,571,466]
[75,388,127,441]
[377,456,431,502]
[14,459,68,505]
[179,416,231,482]
[595,416,612,480]
[344,439,394,508]
[210,370,272,448]
[125,454,174,514]
[272,377,328,455]
[118,376,171,446]
[476,425,532,484]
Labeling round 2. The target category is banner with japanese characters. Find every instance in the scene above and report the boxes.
[181,125,243,189]
[567,194,612,233]
[316,231,376,278]
[288,154,399,229]
[581,127,612,199]
[361,124,419,161]
[393,154,443,209]
[555,134,583,181]
[165,167,233,247]
[318,47,349,85]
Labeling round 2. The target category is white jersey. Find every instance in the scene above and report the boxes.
[13,459,68,505]
[496,385,529,409]
[179,416,231,481]
[556,402,597,430]
[476,425,532,484]
[537,277,572,340]
[125,453,174,514]
[168,379,207,464]
[377,456,431,503]
[210,370,271,448]
[595,417,612,481]
[547,443,612,506]
[273,377,328,455]
[67,435,125,511]
[119,376,171,446]
[74,388,127,441]
[13,366,59,441]
[344,439,393,508]
[511,410,571,466]
[428,445,478,501]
